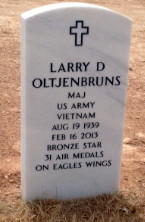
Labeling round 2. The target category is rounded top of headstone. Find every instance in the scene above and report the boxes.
[21,2,131,22]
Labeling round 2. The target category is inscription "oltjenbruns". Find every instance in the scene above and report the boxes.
[31,61,121,88]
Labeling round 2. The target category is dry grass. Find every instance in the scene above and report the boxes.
[0,192,145,222]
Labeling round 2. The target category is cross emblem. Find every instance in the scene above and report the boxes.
[70,20,89,46]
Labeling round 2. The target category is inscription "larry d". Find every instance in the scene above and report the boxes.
[50,62,105,72]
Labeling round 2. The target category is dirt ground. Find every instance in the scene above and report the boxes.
[0,0,145,221]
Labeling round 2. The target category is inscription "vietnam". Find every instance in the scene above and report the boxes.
[57,112,96,120]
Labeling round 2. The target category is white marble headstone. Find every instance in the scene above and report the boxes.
[21,3,132,201]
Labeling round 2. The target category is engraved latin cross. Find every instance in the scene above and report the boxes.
[70,20,89,46]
